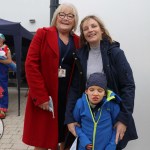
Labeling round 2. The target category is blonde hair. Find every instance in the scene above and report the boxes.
[51,3,79,32]
[80,15,113,47]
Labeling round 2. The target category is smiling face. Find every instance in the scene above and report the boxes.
[82,18,103,47]
[56,6,75,34]
[85,86,106,105]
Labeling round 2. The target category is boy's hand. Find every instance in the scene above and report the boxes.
[86,144,93,150]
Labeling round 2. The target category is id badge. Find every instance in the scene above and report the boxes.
[58,68,66,78]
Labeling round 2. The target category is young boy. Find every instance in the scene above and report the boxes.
[73,72,121,150]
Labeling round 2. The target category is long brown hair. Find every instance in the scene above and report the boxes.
[80,15,113,47]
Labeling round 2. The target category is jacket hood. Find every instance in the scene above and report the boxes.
[110,41,120,49]
[102,38,120,49]
[106,90,122,103]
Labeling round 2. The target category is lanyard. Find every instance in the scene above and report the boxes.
[58,35,72,67]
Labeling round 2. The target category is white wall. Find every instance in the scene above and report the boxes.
[1,0,150,149]
[60,0,150,150]
[0,0,50,32]
[59,0,150,149]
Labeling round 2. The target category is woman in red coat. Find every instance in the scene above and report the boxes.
[22,3,79,150]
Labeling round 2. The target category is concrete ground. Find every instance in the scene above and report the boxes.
[0,87,34,150]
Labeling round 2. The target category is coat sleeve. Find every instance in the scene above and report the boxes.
[110,102,120,125]
[73,99,92,148]
[65,63,81,124]
[25,28,49,106]
[73,99,81,123]
[105,102,120,150]
[75,126,92,149]
[111,49,135,126]
[105,129,116,150]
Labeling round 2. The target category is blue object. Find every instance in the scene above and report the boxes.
[0,56,16,72]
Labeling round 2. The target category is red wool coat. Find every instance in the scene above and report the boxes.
[22,27,79,149]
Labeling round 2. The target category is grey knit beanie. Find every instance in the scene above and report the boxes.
[86,72,107,90]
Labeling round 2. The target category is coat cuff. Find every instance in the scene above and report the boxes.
[117,112,130,126]
[28,92,49,106]
[64,113,75,124]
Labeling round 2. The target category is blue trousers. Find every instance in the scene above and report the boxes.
[0,64,9,109]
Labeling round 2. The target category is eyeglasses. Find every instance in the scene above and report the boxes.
[58,12,75,20]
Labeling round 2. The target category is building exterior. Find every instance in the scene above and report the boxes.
[0,0,150,149]
[0,0,50,32]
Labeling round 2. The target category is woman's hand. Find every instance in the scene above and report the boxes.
[39,101,49,111]
[67,122,80,137]
[114,121,127,144]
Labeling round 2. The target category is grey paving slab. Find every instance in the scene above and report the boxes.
[0,87,34,150]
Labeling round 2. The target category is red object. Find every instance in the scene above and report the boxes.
[0,86,4,98]
[22,27,79,149]
[4,45,8,53]
[0,110,5,119]
[0,108,7,112]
